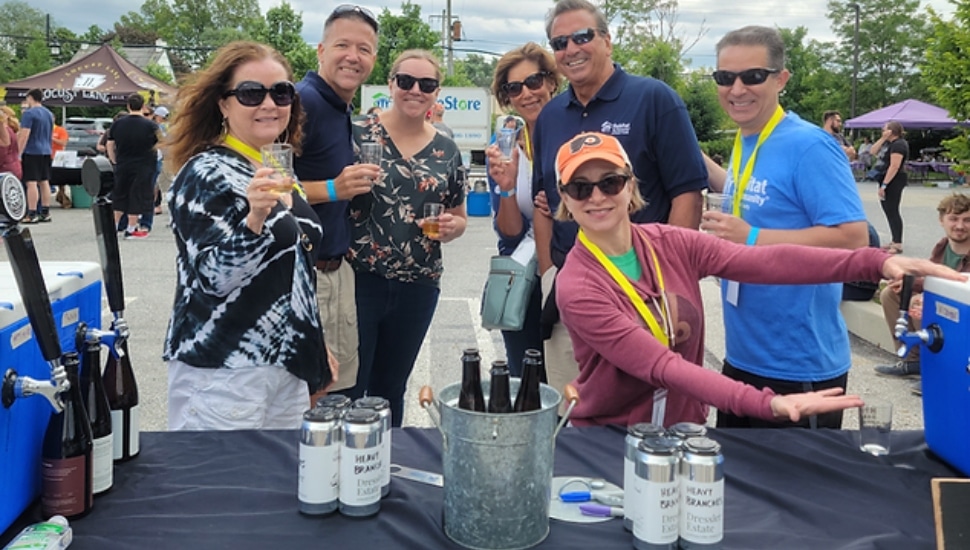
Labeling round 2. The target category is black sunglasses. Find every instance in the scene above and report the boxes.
[328,4,379,33]
[223,81,296,107]
[501,71,551,98]
[559,174,629,201]
[550,28,597,52]
[711,68,780,87]
[393,73,439,94]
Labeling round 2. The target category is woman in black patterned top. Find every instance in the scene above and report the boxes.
[162,41,332,430]
[346,50,466,425]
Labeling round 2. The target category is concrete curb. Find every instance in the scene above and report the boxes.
[841,300,896,353]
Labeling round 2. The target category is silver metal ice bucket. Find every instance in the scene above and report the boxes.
[419,382,578,550]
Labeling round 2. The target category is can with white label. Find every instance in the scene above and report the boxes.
[339,408,383,517]
[679,437,724,549]
[632,436,680,550]
[624,422,665,531]
[298,406,341,515]
[353,396,392,498]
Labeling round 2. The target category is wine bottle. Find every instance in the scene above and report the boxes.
[487,361,512,414]
[513,349,542,412]
[458,348,486,412]
[103,338,140,462]
[41,353,94,520]
[77,327,113,495]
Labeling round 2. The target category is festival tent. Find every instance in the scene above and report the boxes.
[844,99,967,130]
[0,44,176,108]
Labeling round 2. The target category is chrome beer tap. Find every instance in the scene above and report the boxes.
[894,274,944,358]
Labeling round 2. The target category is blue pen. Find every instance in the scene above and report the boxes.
[558,490,624,506]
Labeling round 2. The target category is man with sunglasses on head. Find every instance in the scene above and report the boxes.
[531,0,708,395]
[294,5,381,397]
[701,26,868,430]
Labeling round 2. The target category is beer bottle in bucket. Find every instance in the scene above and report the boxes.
[513,349,542,412]
[458,348,485,412]
[487,361,512,414]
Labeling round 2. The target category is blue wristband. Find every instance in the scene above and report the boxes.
[326,179,337,201]
[746,226,760,246]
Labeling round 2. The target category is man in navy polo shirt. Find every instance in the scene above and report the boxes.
[532,0,708,394]
[294,5,380,394]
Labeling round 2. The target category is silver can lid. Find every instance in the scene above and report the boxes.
[682,436,721,455]
[353,396,390,411]
[344,408,380,424]
[315,394,352,410]
[628,422,665,439]
[667,422,708,439]
[637,436,680,455]
[304,406,340,422]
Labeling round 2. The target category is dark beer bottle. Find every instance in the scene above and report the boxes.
[41,352,94,520]
[513,349,542,412]
[103,339,140,462]
[78,328,114,495]
[487,361,512,414]
[458,348,486,412]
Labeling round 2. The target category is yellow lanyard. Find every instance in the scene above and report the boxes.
[578,229,673,348]
[729,105,785,217]
[223,135,307,201]
[522,124,533,162]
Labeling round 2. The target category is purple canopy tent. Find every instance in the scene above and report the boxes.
[844,99,968,130]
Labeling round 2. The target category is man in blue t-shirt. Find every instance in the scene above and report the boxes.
[531,0,708,394]
[17,88,55,223]
[294,5,380,395]
[702,26,868,429]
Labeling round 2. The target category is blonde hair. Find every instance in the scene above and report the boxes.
[389,49,443,82]
[0,106,19,132]
[165,41,303,173]
[554,167,645,220]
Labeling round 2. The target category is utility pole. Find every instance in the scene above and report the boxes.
[446,0,454,76]
[851,3,860,119]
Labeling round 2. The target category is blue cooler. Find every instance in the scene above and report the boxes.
[0,261,102,533]
[920,276,970,475]
[467,191,490,217]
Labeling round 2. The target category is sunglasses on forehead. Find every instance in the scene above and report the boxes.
[711,68,780,87]
[501,71,551,98]
[393,73,440,94]
[559,174,629,201]
[223,81,296,107]
[550,28,597,52]
[329,4,379,32]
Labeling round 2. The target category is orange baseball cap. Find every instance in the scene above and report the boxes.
[555,132,632,184]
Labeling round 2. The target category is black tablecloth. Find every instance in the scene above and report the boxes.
[2,427,959,549]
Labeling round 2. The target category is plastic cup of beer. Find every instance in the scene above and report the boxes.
[858,400,893,456]
[260,143,295,195]
[705,192,730,213]
[423,203,444,239]
[496,129,516,162]
[360,142,382,167]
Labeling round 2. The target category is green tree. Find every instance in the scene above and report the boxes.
[257,2,316,78]
[826,0,931,113]
[456,54,497,88]
[681,70,724,143]
[776,27,844,123]
[922,4,970,168]
[370,2,441,85]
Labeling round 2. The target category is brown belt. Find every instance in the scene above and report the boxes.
[315,258,343,273]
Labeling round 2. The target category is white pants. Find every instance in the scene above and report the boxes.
[168,360,310,431]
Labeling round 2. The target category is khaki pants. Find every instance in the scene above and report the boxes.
[541,266,579,398]
[880,284,919,362]
[316,261,360,392]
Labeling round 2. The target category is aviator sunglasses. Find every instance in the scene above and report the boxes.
[550,28,597,52]
[223,81,296,107]
[711,68,780,87]
[501,71,551,98]
[559,174,630,201]
[393,73,440,94]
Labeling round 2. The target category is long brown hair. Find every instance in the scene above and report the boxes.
[490,42,562,109]
[165,41,304,173]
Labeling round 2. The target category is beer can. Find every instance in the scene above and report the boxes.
[353,396,392,498]
[624,422,665,531]
[339,408,383,517]
[315,394,352,416]
[298,406,341,515]
[666,422,707,446]
[632,436,680,550]
[679,437,724,549]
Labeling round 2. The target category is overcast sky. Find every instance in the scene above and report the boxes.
[32,0,955,70]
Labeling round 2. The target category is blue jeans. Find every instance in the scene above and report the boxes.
[345,271,440,426]
[500,280,544,378]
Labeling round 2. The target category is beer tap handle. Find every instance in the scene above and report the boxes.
[3,226,62,361]
[93,198,126,314]
[893,275,915,342]
[898,275,915,313]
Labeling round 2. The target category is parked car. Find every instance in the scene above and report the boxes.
[64,117,113,157]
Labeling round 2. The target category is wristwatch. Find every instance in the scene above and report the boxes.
[496,187,516,198]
